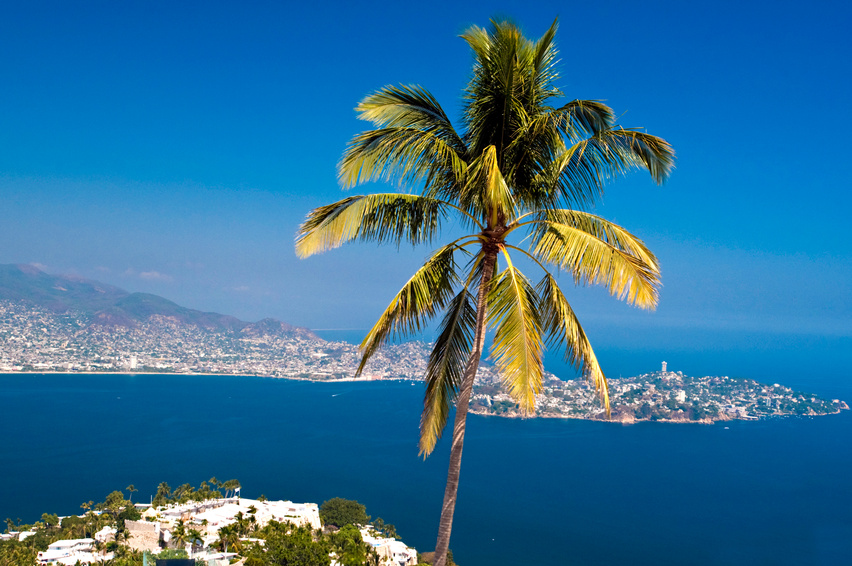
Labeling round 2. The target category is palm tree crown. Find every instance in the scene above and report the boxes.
[297,18,674,566]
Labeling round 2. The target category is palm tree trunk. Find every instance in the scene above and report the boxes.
[433,249,498,566]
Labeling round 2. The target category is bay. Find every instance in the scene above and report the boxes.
[1,356,851,566]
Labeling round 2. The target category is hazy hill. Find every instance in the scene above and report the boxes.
[0,263,316,338]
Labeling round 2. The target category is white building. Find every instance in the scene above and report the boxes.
[94,526,117,544]
[360,528,418,566]
[156,497,321,539]
[37,538,97,565]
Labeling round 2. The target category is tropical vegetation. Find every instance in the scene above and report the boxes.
[1,489,141,566]
[2,486,398,566]
[296,18,674,566]
[318,498,369,529]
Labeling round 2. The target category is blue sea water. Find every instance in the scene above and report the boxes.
[1,335,850,566]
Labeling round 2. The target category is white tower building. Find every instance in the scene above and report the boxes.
[661,361,667,373]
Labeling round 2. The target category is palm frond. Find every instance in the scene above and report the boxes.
[539,126,675,208]
[539,209,658,267]
[356,85,466,152]
[531,214,660,309]
[530,19,560,103]
[357,244,463,376]
[461,145,516,224]
[295,194,447,258]
[462,20,561,161]
[486,260,544,413]
[339,128,468,192]
[419,288,477,456]
[552,99,615,138]
[460,24,491,66]
[537,274,609,412]
[602,127,676,185]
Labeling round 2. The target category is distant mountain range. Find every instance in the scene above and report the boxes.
[0,263,316,339]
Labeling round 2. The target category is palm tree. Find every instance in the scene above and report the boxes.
[296,18,673,566]
[171,519,188,549]
[153,482,171,507]
[187,528,203,554]
[125,485,137,504]
[217,524,241,553]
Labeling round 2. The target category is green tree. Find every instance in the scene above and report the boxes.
[39,514,59,529]
[217,524,241,553]
[328,524,378,566]
[371,517,397,539]
[170,519,188,549]
[172,483,195,503]
[0,539,37,566]
[296,19,673,566]
[125,485,137,503]
[221,479,241,499]
[152,482,171,507]
[187,528,203,554]
[319,499,369,529]
[248,521,330,566]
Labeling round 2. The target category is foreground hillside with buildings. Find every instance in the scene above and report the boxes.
[0,264,846,424]
[0,484,419,566]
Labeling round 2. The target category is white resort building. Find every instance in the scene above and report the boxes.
[37,538,97,565]
[360,528,418,566]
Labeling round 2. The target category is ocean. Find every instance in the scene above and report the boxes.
[1,335,850,565]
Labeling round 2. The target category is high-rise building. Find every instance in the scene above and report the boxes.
[662,361,667,373]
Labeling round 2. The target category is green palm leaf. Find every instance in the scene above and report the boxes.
[530,19,560,102]
[461,145,517,224]
[486,259,544,413]
[357,244,462,376]
[539,127,674,207]
[340,127,468,191]
[420,287,476,456]
[355,85,467,153]
[507,100,614,156]
[295,194,447,258]
[537,209,659,267]
[552,99,615,138]
[531,214,660,309]
[537,274,609,412]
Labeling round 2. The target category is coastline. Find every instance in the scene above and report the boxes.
[468,405,848,424]
[0,369,383,381]
[3,370,846,425]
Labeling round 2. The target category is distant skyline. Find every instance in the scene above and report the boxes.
[1,1,850,375]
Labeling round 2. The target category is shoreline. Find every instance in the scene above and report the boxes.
[0,369,414,383]
[469,406,848,424]
[3,370,846,425]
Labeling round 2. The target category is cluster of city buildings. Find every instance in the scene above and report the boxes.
[0,299,506,384]
[0,299,429,379]
[471,362,847,422]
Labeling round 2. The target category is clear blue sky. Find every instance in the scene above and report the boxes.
[1,0,850,371]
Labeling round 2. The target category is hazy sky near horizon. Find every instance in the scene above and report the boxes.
[1,0,850,357]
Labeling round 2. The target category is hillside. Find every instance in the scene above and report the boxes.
[0,264,315,338]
